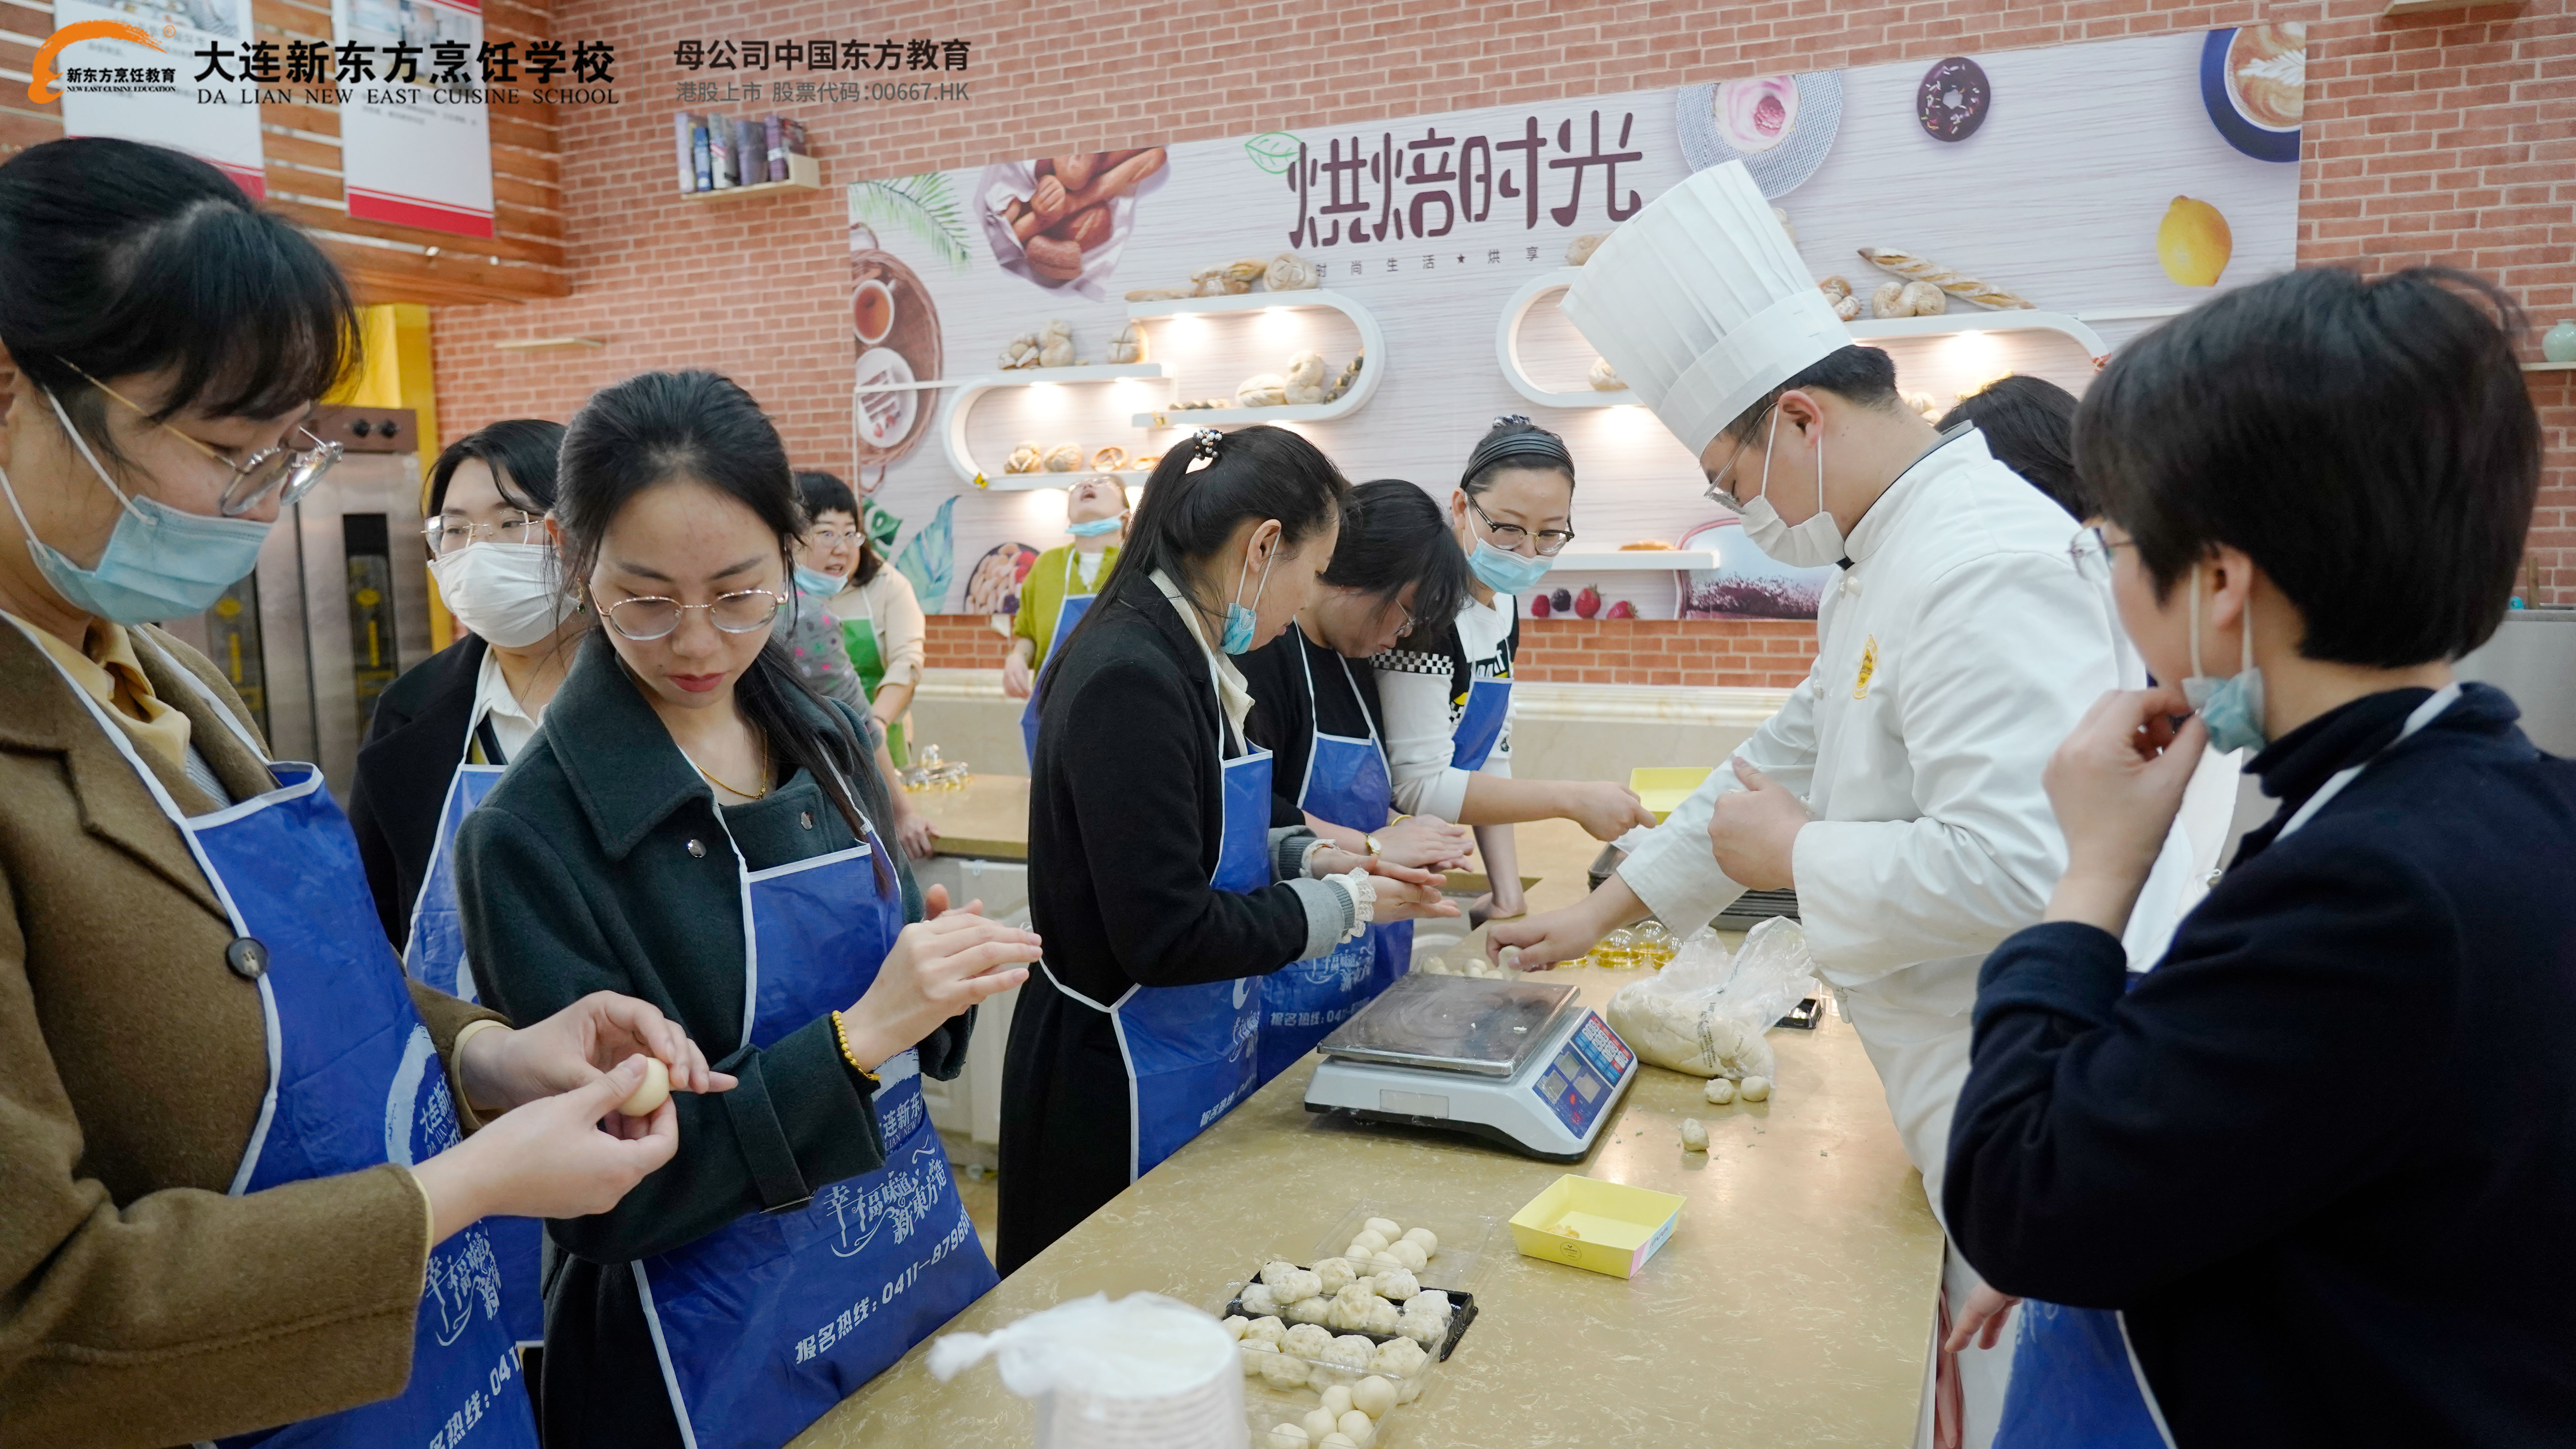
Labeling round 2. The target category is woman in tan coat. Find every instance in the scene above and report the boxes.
[0,139,725,1449]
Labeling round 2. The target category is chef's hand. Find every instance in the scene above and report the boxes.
[1001,648,1035,699]
[1555,781,1657,842]
[1372,815,1475,872]
[2042,685,2205,935]
[456,991,734,1115]
[413,1055,680,1247]
[840,885,1041,1071]
[893,798,937,860]
[1707,759,1808,891]
[1486,874,1647,967]
[1944,1278,2021,1354]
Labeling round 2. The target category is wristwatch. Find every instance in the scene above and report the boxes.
[1364,834,1384,858]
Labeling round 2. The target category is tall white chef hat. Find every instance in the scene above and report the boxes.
[1562,160,1850,461]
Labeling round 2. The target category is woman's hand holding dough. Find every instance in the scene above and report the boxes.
[1370,815,1475,872]
[839,884,1042,1072]
[411,1055,680,1246]
[456,989,735,1114]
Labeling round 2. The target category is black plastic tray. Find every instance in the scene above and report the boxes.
[1227,1263,1478,1363]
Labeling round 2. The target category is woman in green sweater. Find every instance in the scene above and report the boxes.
[457,370,1039,1449]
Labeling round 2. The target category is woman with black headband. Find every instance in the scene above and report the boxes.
[1371,417,1654,919]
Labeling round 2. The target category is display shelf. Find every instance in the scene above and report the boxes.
[1124,288,1386,427]
[1540,549,1719,572]
[683,152,821,199]
[975,468,1156,492]
[939,366,1175,485]
[1845,310,2111,362]
[492,336,605,352]
[2524,361,2576,374]
[1496,269,1638,408]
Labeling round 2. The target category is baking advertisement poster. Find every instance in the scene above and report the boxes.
[845,26,2305,622]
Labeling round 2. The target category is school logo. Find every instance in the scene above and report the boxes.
[27,21,171,104]
[1854,634,1878,700]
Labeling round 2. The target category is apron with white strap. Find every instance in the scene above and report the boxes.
[1257,640,1408,1083]
[1018,549,1100,767]
[1994,685,2467,1449]
[1042,654,1269,1180]
[1451,673,1510,772]
[15,624,540,1449]
[398,716,543,1349]
[632,779,996,1449]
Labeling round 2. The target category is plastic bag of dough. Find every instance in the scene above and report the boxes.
[1603,917,1817,1079]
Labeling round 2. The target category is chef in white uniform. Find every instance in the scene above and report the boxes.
[1489,161,2193,1449]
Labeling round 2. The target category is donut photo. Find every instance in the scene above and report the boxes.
[1916,57,1991,142]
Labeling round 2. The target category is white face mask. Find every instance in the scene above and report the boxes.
[429,542,576,648]
[1737,406,1846,569]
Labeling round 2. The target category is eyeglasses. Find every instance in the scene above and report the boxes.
[426,513,546,555]
[65,361,343,517]
[1701,406,1771,509]
[1465,495,1575,556]
[602,588,787,641]
[805,525,864,548]
[2068,525,2137,584]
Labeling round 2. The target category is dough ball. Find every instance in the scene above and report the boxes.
[617,1056,671,1117]
[1306,1363,1341,1394]
[1372,1268,1419,1301]
[1681,1118,1710,1151]
[1316,1334,1372,1376]
[1396,1315,1443,1346]
[1302,1407,1341,1441]
[1318,1437,1359,1449]
[1324,1297,1365,1333]
[1397,1375,1424,1404]
[1369,1251,1404,1273]
[1313,1256,1359,1295]
[1262,1350,1314,1391]
[1331,1333,1378,1360]
[1406,1290,1452,1319]
[1362,1297,1400,1335]
[1370,1337,1430,1377]
[1352,1229,1391,1255]
[1268,1426,1310,1449]
[1241,1284,1279,1317]
[1389,1240,1428,1272]
[1274,1267,1322,1303]
[1245,1315,1286,1345]
[1352,1375,1398,1420]
[1338,1411,1378,1449]
[1740,1075,1773,1102]
[1287,1295,1332,1326]
[1400,1227,1439,1256]
[1241,1341,1275,1376]
[1222,1315,1249,1341]
[1344,1240,1379,1261]
[1704,1076,1738,1105]
[1320,1385,1354,1417]
[1282,1322,1334,1358]
[1261,1260,1301,1289]
[1363,1217,1402,1240]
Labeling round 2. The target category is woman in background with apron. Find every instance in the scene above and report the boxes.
[458,371,1040,1449]
[999,428,1459,1273]
[1008,475,1127,763]
[1239,479,1476,1082]
[812,474,926,768]
[0,137,711,1449]
[789,470,931,857]
[1371,418,1652,924]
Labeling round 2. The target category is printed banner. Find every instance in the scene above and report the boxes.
[332,0,495,237]
[51,0,266,197]
[848,26,2305,620]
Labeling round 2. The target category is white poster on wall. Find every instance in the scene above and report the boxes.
[331,0,494,237]
[52,0,266,196]
[844,25,2306,620]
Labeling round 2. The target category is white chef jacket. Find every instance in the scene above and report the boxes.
[1618,427,2193,1217]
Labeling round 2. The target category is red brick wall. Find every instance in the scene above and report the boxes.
[1516,616,1818,688]
[429,0,2576,687]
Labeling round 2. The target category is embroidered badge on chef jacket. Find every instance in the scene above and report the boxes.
[1854,635,1878,700]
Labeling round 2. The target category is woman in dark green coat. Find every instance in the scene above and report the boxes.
[457,370,1039,1449]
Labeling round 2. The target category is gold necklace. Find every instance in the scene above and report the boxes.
[684,744,770,800]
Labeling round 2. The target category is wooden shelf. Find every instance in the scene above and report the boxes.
[1497,270,1638,408]
[940,368,1175,485]
[1124,289,1386,427]
[1846,310,2111,363]
[1131,401,1357,428]
[682,152,820,200]
[977,469,1157,492]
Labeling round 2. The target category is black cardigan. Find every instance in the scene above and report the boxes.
[348,633,489,944]
[1946,684,2576,1446]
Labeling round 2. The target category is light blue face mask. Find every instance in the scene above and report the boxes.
[2181,563,2267,754]
[1066,515,1122,539]
[792,564,844,597]
[1220,539,1278,655]
[0,391,274,625]
[1467,537,1553,595]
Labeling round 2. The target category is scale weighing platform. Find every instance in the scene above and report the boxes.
[1304,974,1640,1160]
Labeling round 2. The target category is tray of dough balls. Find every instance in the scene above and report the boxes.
[1217,1204,1500,1449]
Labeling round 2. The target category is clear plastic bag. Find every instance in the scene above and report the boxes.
[1605,917,1819,1079]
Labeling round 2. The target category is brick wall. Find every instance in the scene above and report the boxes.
[430,0,2576,686]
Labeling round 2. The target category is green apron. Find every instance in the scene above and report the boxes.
[839,616,908,766]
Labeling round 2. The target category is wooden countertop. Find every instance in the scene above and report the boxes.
[909,773,1030,861]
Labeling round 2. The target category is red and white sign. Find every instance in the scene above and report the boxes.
[52,0,266,197]
[332,0,494,238]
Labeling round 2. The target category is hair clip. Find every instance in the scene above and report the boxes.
[1492,413,1534,430]
[1190,427,1224,462]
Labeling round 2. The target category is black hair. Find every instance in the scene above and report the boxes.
[1045,424,1349,703]
[558,370,890,885]
[2077,265,2539,668]
[428,418,566,517]
[1325,480,1471,643]
[0,138,355,465]
[1461,415,1575,496]
[1939,376,2085,518]
[1719,345,1905,445]
[795,468,880,585]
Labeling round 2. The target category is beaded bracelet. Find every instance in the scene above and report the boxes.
[829,1010,881,1082]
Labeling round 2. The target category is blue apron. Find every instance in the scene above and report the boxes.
[1452,674,1511,772]
[1257,641,1409,1083]
[398,728,543,1349]
[43,627,538,1449]
[1018,550,1101,767]
[1992,683,2466,1449]
[632,793,998,1449]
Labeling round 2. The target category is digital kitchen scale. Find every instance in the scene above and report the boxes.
[1303,974,1640,1161]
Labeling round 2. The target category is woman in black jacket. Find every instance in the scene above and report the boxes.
[458,371,1041,1449]
[1943,267,2576,1447]
[349,418,577,952]
[998,428,1458,1272]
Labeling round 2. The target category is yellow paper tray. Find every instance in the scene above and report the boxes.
[1507,1174,1685,1279]
[1630,767,1715,823]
